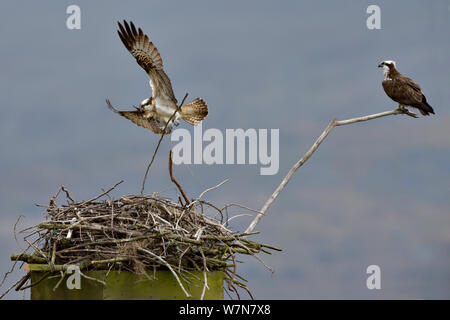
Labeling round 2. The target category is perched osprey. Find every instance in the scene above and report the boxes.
[107,20,208,134]
[378,60,434,116]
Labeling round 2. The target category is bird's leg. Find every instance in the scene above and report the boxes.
[396,104,406,111]
[396,104,418,118]
[172,113,180,126]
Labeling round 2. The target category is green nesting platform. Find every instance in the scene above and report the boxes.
[29,268,224,300]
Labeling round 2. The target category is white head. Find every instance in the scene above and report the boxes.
[140,97,152,108]
[378,60,396,79]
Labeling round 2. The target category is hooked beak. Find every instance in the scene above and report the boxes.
[378,63,383,68]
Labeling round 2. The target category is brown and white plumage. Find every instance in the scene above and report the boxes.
[108,20,208,133]
[378,60,434,116]
[106,99,166,134]
[178,98,209,125]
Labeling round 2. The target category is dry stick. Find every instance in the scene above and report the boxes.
[53,271,66,291]
[79,271,106,286]
[221,203,265,216]
[0,276,31,299]
[52,181,123,219]
[169,150,190,205]
[82,180,124,205]
[49,185,63,207]
[24,239,48,262]
[141,93,189,194]
[19,272,51,291]
[242,285,255,300]
[196,179,229,202]
[13,215,25,251]
[224,214,253,225]
[245,107,417,233]
[1,240,35,289]
[199,248,209,300]
[14,272,31,291]
[178,246,191,273]
[137,247,191,297]
[61,185,75,203]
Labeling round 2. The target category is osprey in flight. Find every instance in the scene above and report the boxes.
[378,60,434,116]
[107,20,208,134]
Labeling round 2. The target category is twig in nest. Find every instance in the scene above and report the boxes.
[168,150,190,205]
[13,215,25,251]
[137,247,191,298]
[19,272,50,291]
[79,271,106,286]
[53,271,66,291]
[61,185,75,203]
[221,203,265,216]
[24,239,48,262]
[49,185,62,207]
[199,248,209,300]
[141,93,189,194]
[196,179,229,202]
[242,285,255,300]
[82,180,124,205]
[14,272,30,291]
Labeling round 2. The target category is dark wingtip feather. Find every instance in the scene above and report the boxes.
[130,21,138,37]
[123,20,132,37]
[117,22,126,37]
[117,31,129,49]
[106,99,120,114]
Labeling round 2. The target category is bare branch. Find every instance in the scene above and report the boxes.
[245,108,418,233]
[169,150,190,205]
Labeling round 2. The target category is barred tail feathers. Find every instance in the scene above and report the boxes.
[180,98,208,125]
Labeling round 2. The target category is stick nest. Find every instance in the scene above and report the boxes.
[7,183,281,299]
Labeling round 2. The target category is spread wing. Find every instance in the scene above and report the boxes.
[118,112,166,134]
[117,20,177,104]
[106,99,166,134]
[117,20,163,72]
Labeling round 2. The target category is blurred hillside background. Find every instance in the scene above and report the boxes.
[1,0,449,299]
